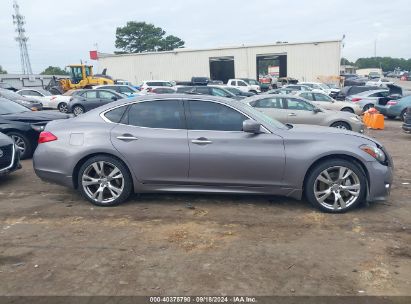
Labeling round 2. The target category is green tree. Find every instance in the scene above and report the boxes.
[40,66,68,75]
[355,57,411,71]
[0,65,7,74]
[341,57,354,66]
[115,21,185,53]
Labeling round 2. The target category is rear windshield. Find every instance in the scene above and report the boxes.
[147,82,172,87]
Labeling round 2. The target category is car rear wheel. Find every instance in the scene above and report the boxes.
[73,105,85,116]
[78,156,133,207]
[7,132,32,159]
[330,121,351,130]
[58,102,68,113]
[305,159,367,213]
[341,107,354,113]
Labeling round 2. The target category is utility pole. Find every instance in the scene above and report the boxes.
[12,0,33,75]
[374,39,377,58]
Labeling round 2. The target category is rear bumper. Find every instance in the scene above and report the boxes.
[375,105,398,117]
[34,167,74,188]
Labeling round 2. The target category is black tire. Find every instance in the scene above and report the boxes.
[400,109,407,122]
[363,104,374,112]
[58,102,68,113]
[6,131,33,159]
[341,107,354,113]
[77,155,133,207]
[304,158,367,213]
[330,121,352,130]
[72,105,85,116]
[386,115,396,120]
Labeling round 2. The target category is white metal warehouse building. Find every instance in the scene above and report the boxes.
[97,40,341,85]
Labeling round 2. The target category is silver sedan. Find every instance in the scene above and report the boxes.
[243,94,364,132]
[33,94,392,213]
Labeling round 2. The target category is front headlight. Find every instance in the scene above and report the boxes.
[360,144,386,163]
[31,124,46,132]
[19,100,30,105]
[350,116,360,122]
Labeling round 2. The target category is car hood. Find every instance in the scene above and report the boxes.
[286,123,381,145]
[0,132,13,146]
[1,111,72,124]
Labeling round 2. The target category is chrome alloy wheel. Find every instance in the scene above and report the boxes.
[81,161,124,204]
[313,166,361,211]
[11,135,26,155]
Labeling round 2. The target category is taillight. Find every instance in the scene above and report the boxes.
[387,101,397,106]
[351,98,362,102]
[38,131,58,144]
[51,96,57,100]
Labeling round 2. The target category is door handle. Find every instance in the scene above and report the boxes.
[116,134,139,141]
[288,113,297,117]
[191,137,212,145]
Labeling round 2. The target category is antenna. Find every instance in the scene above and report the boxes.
[12,0,33,75]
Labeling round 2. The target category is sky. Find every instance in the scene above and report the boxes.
[0,0,410,74]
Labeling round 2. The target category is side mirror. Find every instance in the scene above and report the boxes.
[111,96,118,101]
[313,108,322,113]
[243,119,262,134]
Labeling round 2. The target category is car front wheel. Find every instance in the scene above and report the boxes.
[341,107,354,113]
[58,102,68,113]
[73,105,85,116]
[78,156,133,207]
[7,131,32,159]
[330,121,351,130]
[305,159,367,213]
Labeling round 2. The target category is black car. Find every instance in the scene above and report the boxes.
[224,87,256,97]
[176,86,243,100]
[68,89,127,116]
[0,132,21,176]
[0,88,43,111]
[336,86,381,101]
[403,107,411,133]
[0,98,71,159]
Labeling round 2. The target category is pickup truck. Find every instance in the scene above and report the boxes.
[227,79,261,93]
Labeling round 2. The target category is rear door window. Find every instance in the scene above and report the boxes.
[286,98,315,111]
[82,91,98,98]
[254,98,284,109]
[125,100,185,129]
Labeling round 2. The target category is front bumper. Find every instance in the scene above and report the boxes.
[365,160,393,202]
[403,123,411,133]
[0,146,21,176]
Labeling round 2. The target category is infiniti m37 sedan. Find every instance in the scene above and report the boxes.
[33,94,393,213]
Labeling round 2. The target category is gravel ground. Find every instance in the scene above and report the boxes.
[0,120,410,296]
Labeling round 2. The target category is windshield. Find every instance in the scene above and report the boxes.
[226,87,241,94]
[38,89,52,96]
[0,99,31,114]
[0,89,23,100]
[319,83,330,90]
[248,80,260,85]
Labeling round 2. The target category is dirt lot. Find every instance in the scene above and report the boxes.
[0,120,410,296]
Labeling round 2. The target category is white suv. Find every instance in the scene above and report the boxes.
[139,80,175,94]
[227,79,261,93]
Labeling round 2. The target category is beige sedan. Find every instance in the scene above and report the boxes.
[297,91,362,115]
